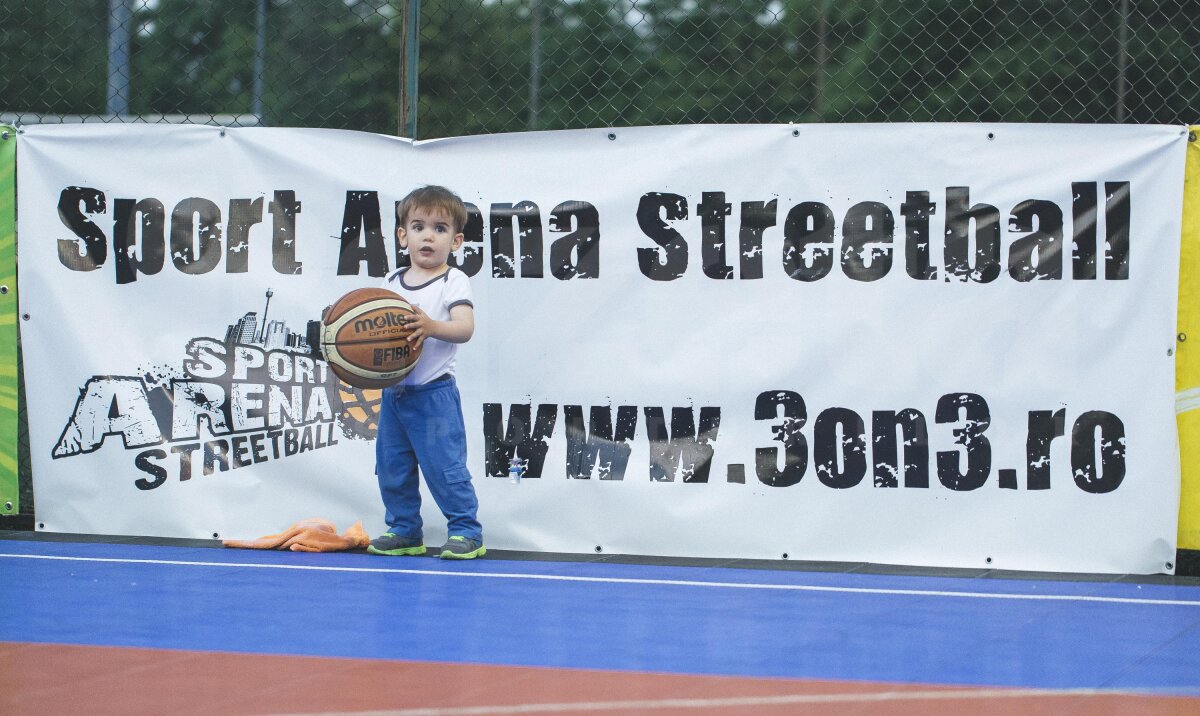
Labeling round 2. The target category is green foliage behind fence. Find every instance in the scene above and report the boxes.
[3,1,1198,137]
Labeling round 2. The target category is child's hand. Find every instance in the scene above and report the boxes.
[403,305,433,350]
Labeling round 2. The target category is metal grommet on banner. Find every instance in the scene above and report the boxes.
[985,557,993,564]
[1190,131,1196,142]
[0,285,8,294]
[781,553,789,560]
[3,502,11,511]
[1169,348,1175,356]
[987,132,995,140]
[21,313,29,321]
[212,532,220,539]
[1180,332,1188,342]
[606,132,616,141]
[594,545,602,553]
[1,131,9,141]
[791,129,799,137]
[219,129,226,137]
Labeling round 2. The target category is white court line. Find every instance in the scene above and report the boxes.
[281,687,1192,715]
[2,552,1199,607]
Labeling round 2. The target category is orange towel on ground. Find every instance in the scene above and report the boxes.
[222,518,369,553]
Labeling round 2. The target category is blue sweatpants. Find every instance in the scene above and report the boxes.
[375,375,482,542]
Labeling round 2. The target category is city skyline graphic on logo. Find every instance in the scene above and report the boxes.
[223,287,315,354]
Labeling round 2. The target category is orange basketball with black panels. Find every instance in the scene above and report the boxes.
[321,288,422,389]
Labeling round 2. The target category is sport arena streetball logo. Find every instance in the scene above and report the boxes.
[52,297,382,491]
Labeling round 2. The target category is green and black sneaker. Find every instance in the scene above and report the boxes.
[367,533,426,556]
[439,536,486,560]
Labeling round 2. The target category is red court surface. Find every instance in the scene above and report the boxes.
[4,643,1199,716]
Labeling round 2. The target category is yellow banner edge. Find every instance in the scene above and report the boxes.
[0,125,16,516]
[1176,126,1200,550]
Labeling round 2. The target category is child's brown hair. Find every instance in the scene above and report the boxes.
[397,185,468,234]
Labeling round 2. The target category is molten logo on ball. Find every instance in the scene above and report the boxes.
[354,312,411,335]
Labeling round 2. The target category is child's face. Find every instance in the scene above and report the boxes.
[397,205,464,272]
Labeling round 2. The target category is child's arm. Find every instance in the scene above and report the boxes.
[404,304,474,349]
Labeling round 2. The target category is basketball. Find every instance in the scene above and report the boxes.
[320,288,422,389]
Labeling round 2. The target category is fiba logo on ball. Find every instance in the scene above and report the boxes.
[371,342,412,368]
[321,288,422,389]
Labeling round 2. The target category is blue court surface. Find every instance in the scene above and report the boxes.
[2,533,1200,713]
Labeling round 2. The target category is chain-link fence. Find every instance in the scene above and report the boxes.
[3,0,1199,139]
[3,0,1199,519]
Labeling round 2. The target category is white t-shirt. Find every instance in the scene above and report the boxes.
[381,266,474,386]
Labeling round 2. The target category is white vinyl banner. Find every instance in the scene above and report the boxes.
[16,123,1187,573]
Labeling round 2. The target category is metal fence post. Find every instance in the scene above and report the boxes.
[1116,0,1130,123]
[106,0,132,116]
[253,0,267,125]
[529,0,543,131]
[398,0,421,138]
[815,0,832,120]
